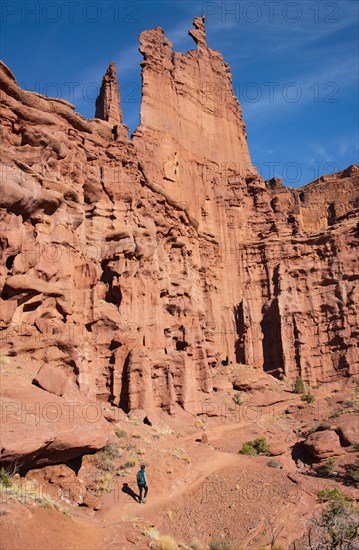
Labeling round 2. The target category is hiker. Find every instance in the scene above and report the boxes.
[136,464,148,503]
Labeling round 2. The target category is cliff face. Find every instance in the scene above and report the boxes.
[0,17,358,423]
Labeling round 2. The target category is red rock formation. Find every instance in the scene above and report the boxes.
[95,61,122,125]
[0,15,358,466]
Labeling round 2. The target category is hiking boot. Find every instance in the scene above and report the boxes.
[143,498,147,503]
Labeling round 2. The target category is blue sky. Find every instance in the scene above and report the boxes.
[1,0,358,186]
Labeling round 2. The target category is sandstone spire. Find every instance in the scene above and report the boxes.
[188,16,208,50]
[95,61,122,124]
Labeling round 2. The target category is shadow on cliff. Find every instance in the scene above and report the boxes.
[233,300,284,379]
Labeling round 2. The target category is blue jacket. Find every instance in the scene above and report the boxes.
[137,469,147,485]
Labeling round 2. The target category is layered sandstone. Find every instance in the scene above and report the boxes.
[0,15,358,455]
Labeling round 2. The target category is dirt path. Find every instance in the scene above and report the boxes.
[98,415,275,548]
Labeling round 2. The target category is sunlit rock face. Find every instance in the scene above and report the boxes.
[0,16,358,430]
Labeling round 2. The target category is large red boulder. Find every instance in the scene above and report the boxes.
[0,374,112,470]
[303,429,345,461]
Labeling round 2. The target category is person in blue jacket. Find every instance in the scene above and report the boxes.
[136,464,148,503]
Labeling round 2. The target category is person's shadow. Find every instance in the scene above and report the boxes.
[122,482,139,503]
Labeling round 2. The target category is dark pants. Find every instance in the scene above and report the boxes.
[138,483,148,502]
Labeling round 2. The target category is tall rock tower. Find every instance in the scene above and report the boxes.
[95,61,122,124]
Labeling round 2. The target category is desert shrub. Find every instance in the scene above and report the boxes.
[0,468,12,488]
[352,441,359,452]
[151,534,177,550]
[239,437,270,456]
[0,509,8,515]
[343,399,355,408]
[318,488,349,504]
[267,458,280,468]
[293,376,305,394]
[239,442,257,456]
[94,472,113,494]
[121,460,136,469]
[301,392,315,404]
[308,490,358,549]
[94,443,120,472]
[347,466,359,483]
[232,392,242,406]
[115,427,127,439]
[315,458,337,478]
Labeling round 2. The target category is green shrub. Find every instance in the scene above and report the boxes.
[232,392,242,406]
[315,458,337,477]
[301,392,315,403]
[348,466,359,482]
[239,442,257,456]
[293,376,305,394]
[309,491,359,549]
[318,488,349,504]
[239,437,270,456]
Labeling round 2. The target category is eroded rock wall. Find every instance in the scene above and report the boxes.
[0,17,358,422]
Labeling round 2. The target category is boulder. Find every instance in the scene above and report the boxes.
[320,413,359,446]
[33,364,68,396]
[303,429,345,461]
[0,374,112,470]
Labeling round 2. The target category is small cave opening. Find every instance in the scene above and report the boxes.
[100,261,122,306]
[6,255,16,271]
[0,286,10,301]
[261,299,284,378]
[327,202,336,225]
[291,441,315,467]
[23,300,42,312]
[175,340,188,351]
[109,340,122,352]
[233,302,246,364]
[119,352,130,413]
[65,455,83,475]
